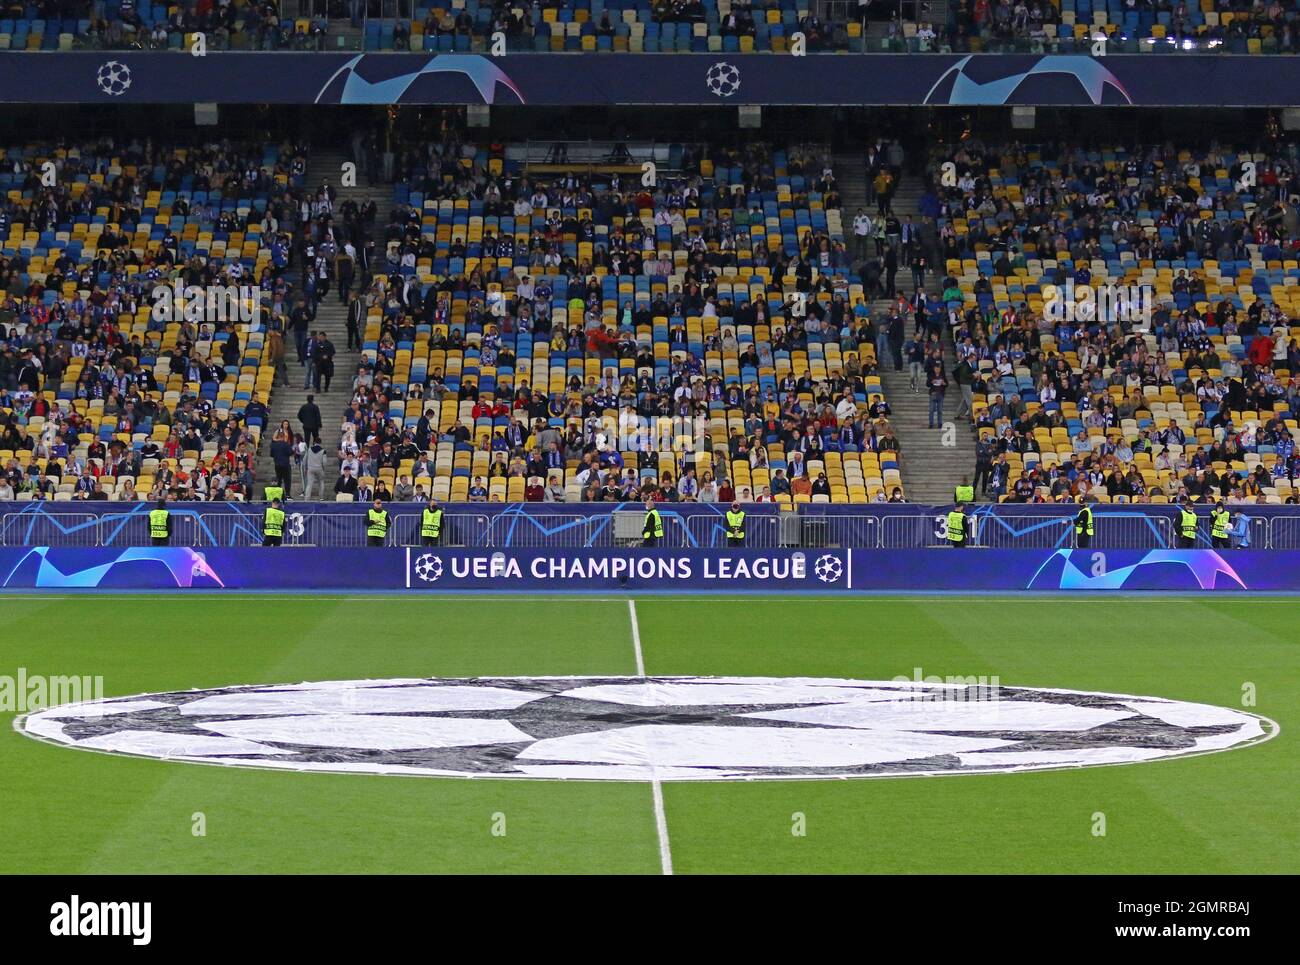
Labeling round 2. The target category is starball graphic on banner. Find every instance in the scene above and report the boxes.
[2,52,1300,106]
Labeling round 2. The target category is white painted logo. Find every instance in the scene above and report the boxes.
[16,677,1276,782]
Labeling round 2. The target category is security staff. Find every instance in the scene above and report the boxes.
[149,499,171,547]
[1210,500,1231,549]
[725,502,746,547]
[264,483,284,504]
[366,498,390,547]
[642,500,664,548]
[954,477,975,504]
[420,498,444,547]
[263,498,285,547]
[1177,500,1199,549]
[1074,500,1094,549]
[946,502,968,548]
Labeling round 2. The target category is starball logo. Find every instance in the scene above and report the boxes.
[1043,280,1154,331]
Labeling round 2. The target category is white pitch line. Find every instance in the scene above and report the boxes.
[650,777,674,876]
[628,598,646,676]
[628,598,673,876]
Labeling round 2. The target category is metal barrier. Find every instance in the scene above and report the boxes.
[2,512,99,547]
[881,512,947,549]
[685,513,785,548]
[390,513,490,548]
[8,508,1300,551]
[973,514,1075,549]
[488,511,694,548]
[1268,516,1300,549]
[789,514,880,549]
[969,513,1177,549]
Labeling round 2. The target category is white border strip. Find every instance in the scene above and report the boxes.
[628,599,673,875]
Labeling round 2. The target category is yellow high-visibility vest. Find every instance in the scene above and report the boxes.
[367,509,389,538]
[1075,506,1093,536]
[264,507,285,537]
[1180,508,1198,539]
[725,510,746,539]
[149,508,169,538]
[421,508,443,537]
[644,509,664,537]
[946,510,966,541]
[1211,509,1230,539]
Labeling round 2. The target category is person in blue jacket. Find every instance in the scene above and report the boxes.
[1229,512,1251,549]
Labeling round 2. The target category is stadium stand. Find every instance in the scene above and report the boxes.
[921,138,1300,504]
[314,135,906,505]
[0,139,308,501]
[7,0,1295,55]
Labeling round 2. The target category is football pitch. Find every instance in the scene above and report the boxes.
[1,594,1295,875]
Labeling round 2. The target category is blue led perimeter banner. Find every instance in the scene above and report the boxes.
[0,546,1293,592]
[3,52,1300,106]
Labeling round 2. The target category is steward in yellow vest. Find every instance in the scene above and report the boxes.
[725,503,746,546]
[1074,502,1094,548]
[1178,502,1199,548]
[149,501,171,546]
[642,501,664,547]
[946,503,968,548]
[421,500,444,547]
[367,499,390,547]
[1210,502,1231,548]
[263,499,285,547]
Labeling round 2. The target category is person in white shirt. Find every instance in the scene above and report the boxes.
[677,470,699,500]
[853,211,872,260]
[698,475,718,503]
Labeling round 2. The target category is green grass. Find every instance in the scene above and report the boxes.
[0,595,1294,874]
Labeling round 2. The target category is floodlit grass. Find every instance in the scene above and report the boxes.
[0,595,1294,874]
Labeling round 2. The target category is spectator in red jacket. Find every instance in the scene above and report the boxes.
[1248,332,1275,369]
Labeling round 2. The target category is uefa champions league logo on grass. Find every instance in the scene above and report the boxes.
[96,61,132,96]
[17,676,1276,781]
